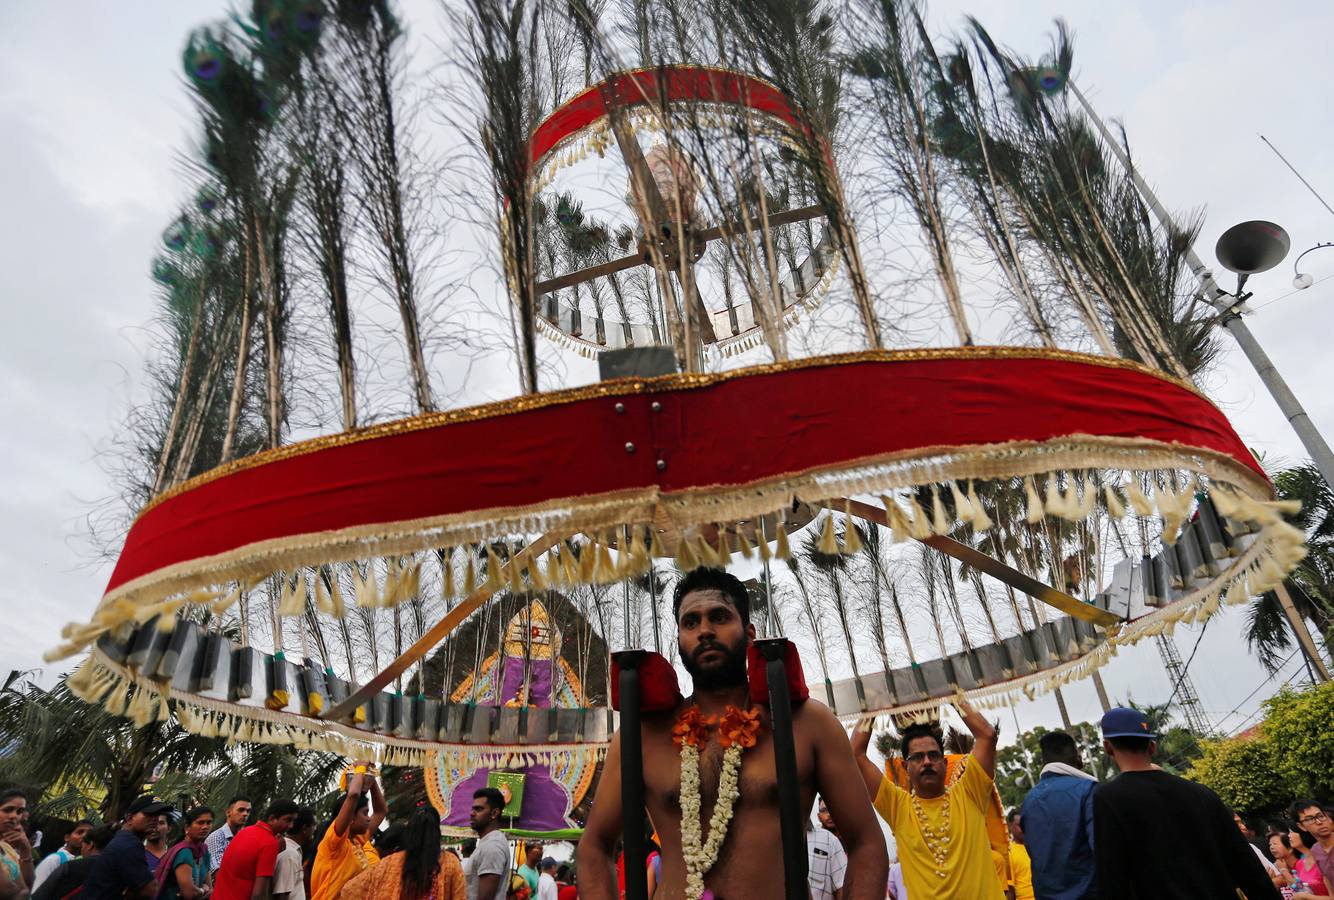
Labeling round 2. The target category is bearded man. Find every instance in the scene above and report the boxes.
[577,567,887,899]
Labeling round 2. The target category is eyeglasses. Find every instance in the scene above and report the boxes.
[1298,812,1329,826]
[906,750,944,765]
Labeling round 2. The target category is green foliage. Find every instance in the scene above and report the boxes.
[992,704,1204,810]
[1188,682,1334,818]
[1263,682,1334,799]
[993,722,1113,810]
[1245,463,1334,672]
[1189,736,1287,816]
[0,672,343,822]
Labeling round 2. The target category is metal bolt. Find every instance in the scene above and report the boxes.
[614,402,625,414]
[625,442,636,453]
[656,459,666,470]
[651,401,662,412]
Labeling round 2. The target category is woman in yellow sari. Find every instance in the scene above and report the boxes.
[339,810,465,900]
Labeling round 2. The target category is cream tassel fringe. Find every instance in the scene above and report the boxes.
[1025,477,1044,524]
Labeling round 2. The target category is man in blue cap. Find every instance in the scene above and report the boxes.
[1092,707,1280,898]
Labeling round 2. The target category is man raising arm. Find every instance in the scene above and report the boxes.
[310,766,384,900]
[852,699,1002,900]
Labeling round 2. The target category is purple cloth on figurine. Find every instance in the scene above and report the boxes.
[445,657,574,832]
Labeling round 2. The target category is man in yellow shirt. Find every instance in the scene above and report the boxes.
[310,765,386,900]
[1006,809,1035,900]
[851,700,1004,899]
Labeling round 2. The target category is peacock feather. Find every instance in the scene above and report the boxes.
[152,258,181,287]
[196,186,222,215]
[190,226,224,260]
[183,28,229,90]
[163,217,193,252]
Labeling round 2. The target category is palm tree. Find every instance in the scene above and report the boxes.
[1245,462,1334,672]
[0,673,342,821]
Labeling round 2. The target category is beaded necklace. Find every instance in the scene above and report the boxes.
[909,756,965,879]
[909,791,952,878]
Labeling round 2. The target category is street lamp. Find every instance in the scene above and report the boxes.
[1293,242,1334,290]
[1213,221,1334,489]
[1060,77,1334,488]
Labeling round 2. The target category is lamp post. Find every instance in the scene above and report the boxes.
[1065,80,1334,489]
[1212,221,1334,490]
[1292,242,1334,290]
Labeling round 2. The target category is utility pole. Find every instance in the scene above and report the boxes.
[1090,670,1112,714]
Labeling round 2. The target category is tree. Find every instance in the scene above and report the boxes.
[0,671,342,822]
[1188,736,1288,819]
[1188,682,1334,819]
[993,722,1112,810]
[1262,681,1334,800]
[1245,462,1334,672]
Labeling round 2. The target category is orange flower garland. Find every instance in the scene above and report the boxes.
[718,705,762,749]
[672,703,765,897]
[672,705,716,748]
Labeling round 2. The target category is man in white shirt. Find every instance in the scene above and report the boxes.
[807,819,848,900]
[272,808,315,900]
[204,797,252,874]
[535,858,559,900]
[32,821,91,891]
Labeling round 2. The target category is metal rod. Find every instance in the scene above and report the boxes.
[1217,311,1334,489]
[1259,134,1334,221]
[760,518,776,638]
[757,638,807,899]
[323,533,562,721]
[648,566,662,653]
[622,529,633,648]
[614,650,649,900]
[535,205,825,295]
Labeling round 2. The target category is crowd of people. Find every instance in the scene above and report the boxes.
[3,565,1332,900]
[834,706,1334,899]
[0,770,581,900]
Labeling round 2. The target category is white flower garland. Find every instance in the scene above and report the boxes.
[679,741,745,898]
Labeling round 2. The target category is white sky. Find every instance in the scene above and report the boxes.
[2,0,1333,744]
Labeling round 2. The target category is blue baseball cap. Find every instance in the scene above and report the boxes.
[1101,707,1157,740]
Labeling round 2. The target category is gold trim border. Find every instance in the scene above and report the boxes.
[143,347,1216,516]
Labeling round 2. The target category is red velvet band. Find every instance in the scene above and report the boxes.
[105,352,1262,596]
[529,66,810,168]
[610,652,682,712]
[747,642,810,707]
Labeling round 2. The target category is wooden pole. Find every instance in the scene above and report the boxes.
[828,499,1119,627]
[1275,582,1331,682]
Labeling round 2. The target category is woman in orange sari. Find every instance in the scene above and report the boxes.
[339,810,465,900]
